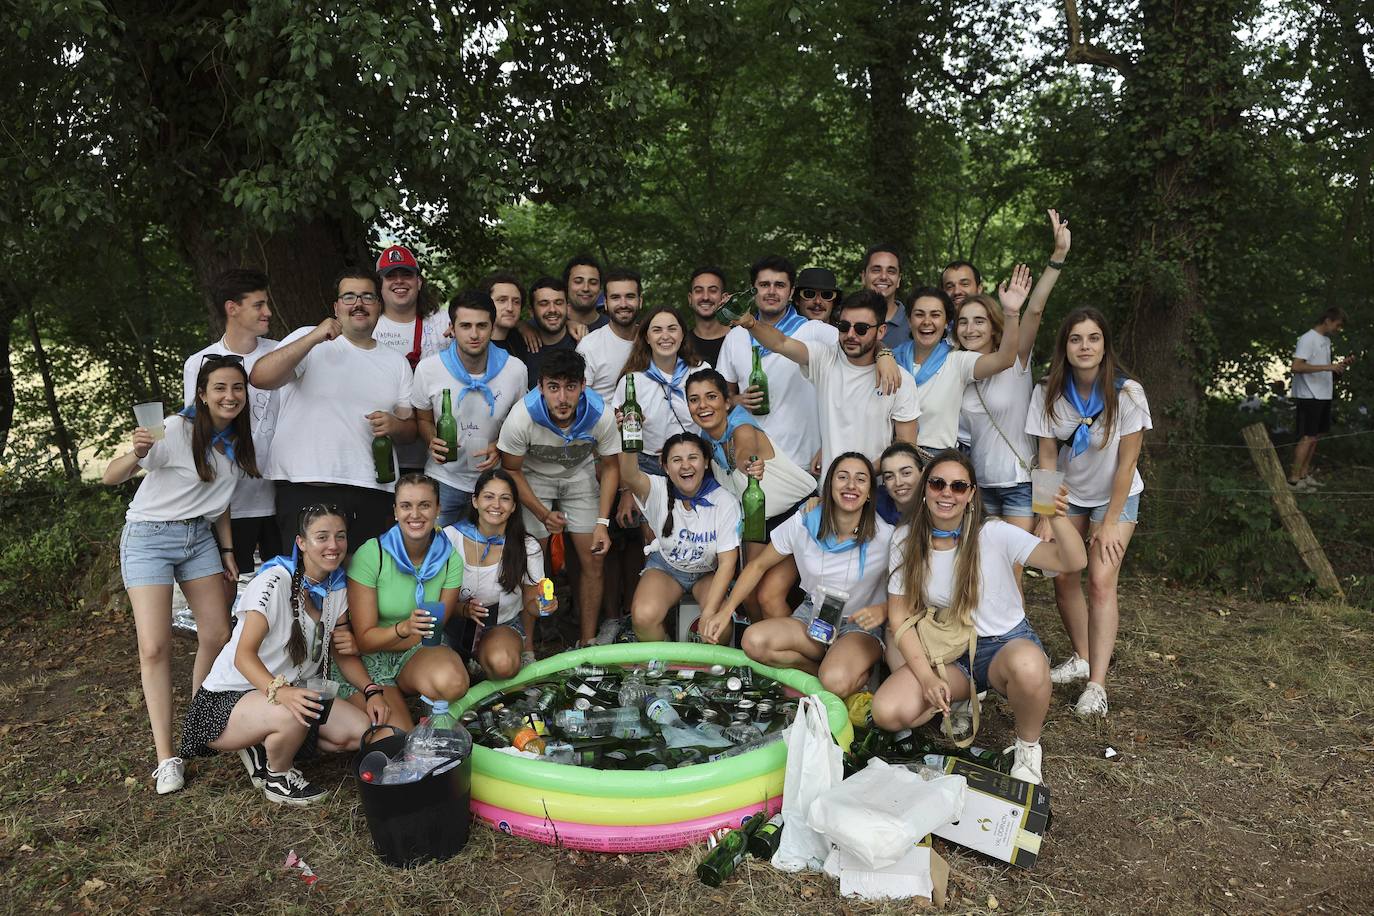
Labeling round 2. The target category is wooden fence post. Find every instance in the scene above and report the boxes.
[1240,423,1344,599]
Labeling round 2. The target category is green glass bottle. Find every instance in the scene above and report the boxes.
[697,810,766,886]
[714,286,756,325]
[373,434,396,484]
[621,374,644,453]
[748,347,770,416]
[435,388,458,464]
[741,462,766,543]
[748,814,783,859]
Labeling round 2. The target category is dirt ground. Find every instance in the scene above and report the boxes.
[1,575,1371,915]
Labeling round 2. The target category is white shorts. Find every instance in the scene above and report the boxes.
[524,470,601,538]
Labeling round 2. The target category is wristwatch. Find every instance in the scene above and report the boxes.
[1047,258,1066,270]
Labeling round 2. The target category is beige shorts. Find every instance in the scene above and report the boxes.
[524,470,601,539]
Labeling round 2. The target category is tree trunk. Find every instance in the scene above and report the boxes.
[25,306,78,479]
[859,10,918,252]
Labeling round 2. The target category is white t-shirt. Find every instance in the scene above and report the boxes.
[718,320,839,468]
[1025,379,1151,506]
[443,528,544,626]
[636,475,741,574]
[411,348,528,491]
[802,341,919,476]
[912,349,980,450]
[712,450,817,520]
[202,565,347,692]
[961,354,1035,489]
[266,329,415,491]
[373,311,451,468]
[886,521,1040,637]
[613,365,706,458]
[126,415,242,523]
[496,394,622,481]
[771,511,894,620]
[1292,329,1334,400]
[577,325,636,400]
[183,338,280,518]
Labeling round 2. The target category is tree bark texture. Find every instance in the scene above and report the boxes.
[25,307,78,479]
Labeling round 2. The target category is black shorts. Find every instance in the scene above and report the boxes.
[274,481,396,554]
[1294,398,1332,438]
[229,515,283,573]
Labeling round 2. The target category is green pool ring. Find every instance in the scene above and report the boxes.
[455,643,852,798]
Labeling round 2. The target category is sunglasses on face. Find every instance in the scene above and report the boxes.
[798,288,838,302]
[927,477,973,494]
[835,320,877,335]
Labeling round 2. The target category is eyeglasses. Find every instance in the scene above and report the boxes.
[798,288,838,302]
[835,320,877,335]
[927,477,973,494]
[338,292,380,306]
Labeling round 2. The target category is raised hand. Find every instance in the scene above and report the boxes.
[1048,208,1071,260]
[998,264,1032,314]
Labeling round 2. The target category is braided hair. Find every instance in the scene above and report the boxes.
[659,432,713,539]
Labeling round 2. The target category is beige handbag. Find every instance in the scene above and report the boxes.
[891,606,980,747]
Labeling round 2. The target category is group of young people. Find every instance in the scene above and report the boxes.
[108,208,1153,799]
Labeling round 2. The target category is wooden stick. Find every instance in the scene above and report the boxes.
[1240,423,1344,598]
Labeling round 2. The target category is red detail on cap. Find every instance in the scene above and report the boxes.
[376,245,419,273]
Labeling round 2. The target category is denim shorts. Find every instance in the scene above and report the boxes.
[1068,492,1140,523]
[981,482,1033,518]
[792,598,884,647]
[955,617,1047,693]
[438,481,473,528]
[642,552,712,592]
[120,518,225,588]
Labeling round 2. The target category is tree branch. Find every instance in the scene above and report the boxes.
[1062,0,1133,77]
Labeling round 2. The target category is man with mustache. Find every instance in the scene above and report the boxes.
[577,267,642,400]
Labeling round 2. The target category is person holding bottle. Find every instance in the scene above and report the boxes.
[441,468,550,679]
[707,453,894,698]
[179,505,387,805]
[103,356,259,794]
[613,304,709,477]
[1025,308,1151,718]
[615,432,740,642]
[336,473,469,727]
[871,450,1087,785]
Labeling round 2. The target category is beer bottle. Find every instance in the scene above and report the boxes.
[741,463,766,543]
[748,347,770,416]
[435,389,458,464]
[372,434,396,484]
[497,709,546,754]
[714,286,756,325]
[697,810,766,886]
[620,375,644,453]
[749,814,784,859]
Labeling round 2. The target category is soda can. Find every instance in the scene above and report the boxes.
[737,699,756,714]
[726,676,743,692]
[572,697,592,711]
[709,664,726,676]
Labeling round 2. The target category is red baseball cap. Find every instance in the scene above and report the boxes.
[376,245,420,276]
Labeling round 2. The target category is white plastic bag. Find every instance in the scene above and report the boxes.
[771,695,842,872]
[807,757,966,869]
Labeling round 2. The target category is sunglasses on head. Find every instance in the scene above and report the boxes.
[927,477,973,494]
[200,353,244,370]
[798,288,838,302]
[834,320,877,335]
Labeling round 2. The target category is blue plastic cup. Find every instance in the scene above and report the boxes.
[419,601,445,647]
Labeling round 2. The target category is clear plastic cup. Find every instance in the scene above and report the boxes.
[305,677,339,725]
[132,401,166,440]
[1031,468,1065,517]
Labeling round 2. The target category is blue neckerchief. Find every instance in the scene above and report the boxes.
[875,488,901,525]
[751,306,808,358]
[377,525,455,607]
[439,343,509,417]
[178,404,237,461]
[894,339,951,387]
[259,546,347,607]
[1063,378,1104,458]
[454,521,504,561]
[932,527,961,539]
[800,505,868,576]
[644,359,690,405]
[670,473,722,509]
[522,387,605,445]
[700,406,761,471]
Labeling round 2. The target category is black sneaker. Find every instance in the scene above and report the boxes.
[262,768,327,807]
[238,744,268,789]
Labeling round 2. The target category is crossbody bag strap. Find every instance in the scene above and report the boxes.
[974,380,1031,473]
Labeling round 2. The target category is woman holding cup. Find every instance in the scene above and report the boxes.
[872,450,1087,784]
[337,473,468,727]
[1025,308,1151,718]
[179,505,384,805]
[442,468,551,679]
[104,356,259,795]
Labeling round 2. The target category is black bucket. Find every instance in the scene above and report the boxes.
[353,724,473,869]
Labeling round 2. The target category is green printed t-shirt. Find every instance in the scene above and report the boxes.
[347,537,464,627]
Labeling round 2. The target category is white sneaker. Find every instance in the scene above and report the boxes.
[152,757,185,795]
[945,700,973,738]
[1074,682,1109,718]
[1288,477,1314,492]
[519,650,537,667]
[1049,653,1090,685]
[594,617,622,646]
[1302,475,1325,489]
[1008,738,1043,785]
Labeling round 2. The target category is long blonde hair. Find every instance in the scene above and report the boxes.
[899,450,985,626]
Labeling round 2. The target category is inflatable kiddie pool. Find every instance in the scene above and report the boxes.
[453,642,852,852]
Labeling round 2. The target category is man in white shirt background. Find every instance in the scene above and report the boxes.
[578,267,641,400]
[1288,306,1354,490]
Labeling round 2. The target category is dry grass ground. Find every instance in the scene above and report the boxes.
[1,576,1371,915]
